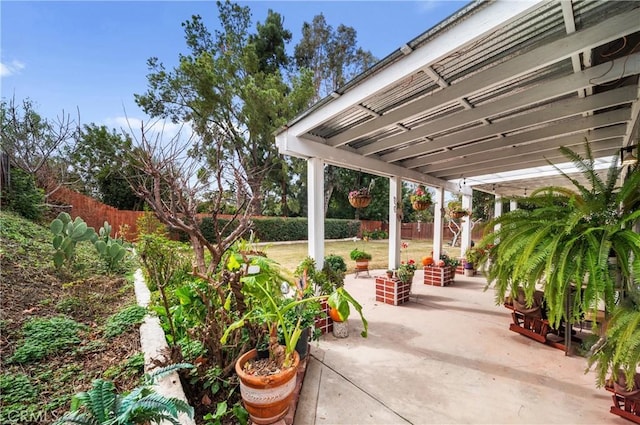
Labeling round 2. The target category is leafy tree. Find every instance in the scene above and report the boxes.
[294,14,377,102]
[293,14,377,216]
[67,124,142,209]
[135,2,313,215]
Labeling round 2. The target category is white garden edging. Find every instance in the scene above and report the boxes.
[133,269,196,425]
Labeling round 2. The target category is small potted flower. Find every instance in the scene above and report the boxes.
[410,185,433,211]
[397,259,417,283]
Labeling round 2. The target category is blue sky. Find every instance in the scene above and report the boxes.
[1,1,468,131]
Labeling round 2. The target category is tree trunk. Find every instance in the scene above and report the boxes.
[281,175,288,216]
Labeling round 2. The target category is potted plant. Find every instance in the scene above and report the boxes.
[350,248,372,271]
[464,247,481,276]
[447,200,469,219]
[348,180,375,208]
[476,142,640,334]
[410,185,433,211]
[222,253,367,424]
[397,259,417,284]
[327,287,369,338]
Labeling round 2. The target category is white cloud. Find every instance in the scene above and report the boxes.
[415,1,442,14]
[0,60,25,77]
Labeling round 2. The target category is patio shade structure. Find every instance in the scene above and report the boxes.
[275,0,640,269]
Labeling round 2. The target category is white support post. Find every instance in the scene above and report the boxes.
[494,195,503,233]
[461,193,472,257]
[433,188,445,261]
[510,199,518,212]
[388,176,402,270]
[307,157,325,270]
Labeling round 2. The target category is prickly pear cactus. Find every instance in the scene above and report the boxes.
[50,212,97,269]
[94,221,128,272]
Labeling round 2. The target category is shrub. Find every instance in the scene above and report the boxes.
[2,168,45,221]
[198,217,361,242]
[9,316,87,364]
[104,305,147,338]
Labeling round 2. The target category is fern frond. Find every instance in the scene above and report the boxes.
[52,411,100,425]
[145,362,194,384]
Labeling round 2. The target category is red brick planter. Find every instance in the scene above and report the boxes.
[314,299,333,335]
[375,276,411,305]
[423,265,455,286]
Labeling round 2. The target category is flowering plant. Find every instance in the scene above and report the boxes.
[349,179,375,198]
[410,186,432,203]
[397,259,417,283]
[349,187,371,198]
[439,254,460,268]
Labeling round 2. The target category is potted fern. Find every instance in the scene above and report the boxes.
[477,142,640,345]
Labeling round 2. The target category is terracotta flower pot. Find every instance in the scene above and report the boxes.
[355,259,369,271]
[236,349,300,425]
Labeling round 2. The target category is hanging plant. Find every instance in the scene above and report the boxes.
[410,185,432,211]
[349,179,375,208]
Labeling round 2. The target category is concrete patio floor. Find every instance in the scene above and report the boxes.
[294,270,625,425]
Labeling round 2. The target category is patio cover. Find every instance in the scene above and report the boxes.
[275,0,640,269]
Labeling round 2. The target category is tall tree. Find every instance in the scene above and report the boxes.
[293,14,377,216]
[66,124,142,209]
[294,14,377,103]
[135,1,313,215]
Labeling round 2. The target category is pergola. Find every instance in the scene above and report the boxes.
[275,0,640,270]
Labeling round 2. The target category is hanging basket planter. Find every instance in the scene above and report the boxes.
[451,210,468,219]
[412,200,431,211]
[349,194,372,208]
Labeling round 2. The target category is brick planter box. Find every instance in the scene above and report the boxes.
[314,299,333,335]
[423,266,455,286]
[375,276,412,306]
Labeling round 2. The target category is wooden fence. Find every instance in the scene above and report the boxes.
[400,222,487,243]
[47,187,486,243]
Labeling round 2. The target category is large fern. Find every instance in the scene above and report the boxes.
[54,364,194,425]
[478,142,640,329]
[588,258,640,390]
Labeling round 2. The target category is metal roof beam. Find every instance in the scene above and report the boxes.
[326,8,640,148]
[402,109,629,168]
[395,89,635,167]
[418,125,626,174]
[275,132,468,194]
[435,139,622,180]
[364,52,640,159]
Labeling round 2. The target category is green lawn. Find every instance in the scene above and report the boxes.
[262,239,441,272]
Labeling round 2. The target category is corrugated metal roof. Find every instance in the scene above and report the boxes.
[278,0,640,196]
